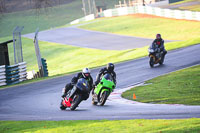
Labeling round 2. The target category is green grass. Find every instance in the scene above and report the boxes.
[122,65,200,105]
[179,4,200,11]
[169,0,200,11]
[0,0,119,38]
[0,118,200,133]
[170,0,197,5]
[79,14,200,41]
[0,0,83,38]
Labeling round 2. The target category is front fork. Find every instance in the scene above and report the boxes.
[62,87,77,107]
[149,54,156,61]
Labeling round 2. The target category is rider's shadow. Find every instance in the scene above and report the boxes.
[91,104,111,108]
[60,108,88,111]
[149,64,167,69]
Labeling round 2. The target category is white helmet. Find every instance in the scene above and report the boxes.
[82,68,90,78]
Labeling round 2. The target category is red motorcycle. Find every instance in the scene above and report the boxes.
[60,78,90,110]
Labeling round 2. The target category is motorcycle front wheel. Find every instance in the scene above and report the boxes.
[149,57,154,68]
[60,100,66,110]
[70,95,82,110]
[99,91,109,106]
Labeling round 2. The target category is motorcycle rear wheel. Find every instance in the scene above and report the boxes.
[159,56,164,65]
[159,60,163,65]
[92,95,98,105]
[70,95,82,110]
[99,91,109,106]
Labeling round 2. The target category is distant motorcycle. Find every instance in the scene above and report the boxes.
[148,48,164,67]
[92,73,116,106]
[60,78,90,110]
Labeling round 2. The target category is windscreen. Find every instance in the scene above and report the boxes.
[76,78,90,92]
[104,73,113,81]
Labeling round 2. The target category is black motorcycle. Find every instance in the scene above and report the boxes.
[60,78,90,110]
[148,48,164,67]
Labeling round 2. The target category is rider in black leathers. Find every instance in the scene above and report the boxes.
[150,34,167,59]
[94,63,116,86]
[62,68,93,98]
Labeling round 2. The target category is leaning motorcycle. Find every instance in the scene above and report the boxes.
[92,73,116,106]
[60,78,90,110]
[148,48,164,67]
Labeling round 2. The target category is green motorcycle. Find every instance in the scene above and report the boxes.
[92,73,116,106]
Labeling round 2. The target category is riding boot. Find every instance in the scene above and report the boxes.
[162,51,167,60]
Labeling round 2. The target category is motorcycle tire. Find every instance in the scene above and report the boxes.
[99,91,109,106]
[159,56,164,65]
[159,60,163,65]
[92,95,98,105]
[149,57,154,68]
[60,101,66,110]
[70,95,82,110]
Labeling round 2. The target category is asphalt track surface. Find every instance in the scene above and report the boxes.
[0,44,200,120]
[23,27,172,50]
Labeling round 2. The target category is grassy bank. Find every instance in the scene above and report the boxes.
[0,0,83,38]
[0,0,120,38]
[170,0,200,11]
[0,118,200,133]
[80,14,200,41]
[122,65,200,105]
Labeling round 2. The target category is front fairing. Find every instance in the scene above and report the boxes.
[76,78,90,93]
[68,78,90,99]
[95,74,115,95]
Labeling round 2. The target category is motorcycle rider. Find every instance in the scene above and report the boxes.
[62,68,93,98]
[94,63,116,86]
[150,34,167,59]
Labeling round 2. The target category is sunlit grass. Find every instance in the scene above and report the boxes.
[0,118,200,133]
[80,14,200,40]
[122,65,200,105]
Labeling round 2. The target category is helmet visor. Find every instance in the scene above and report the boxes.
[84,73,90,77]
[156,34,161,39]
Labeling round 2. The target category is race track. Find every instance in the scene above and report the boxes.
[23,27,172,50]
[0,44,200,120]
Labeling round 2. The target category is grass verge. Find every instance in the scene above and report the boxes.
[169,0,200,11]
[179,4,200,11]
[170,0,197,5]
[122,65,200,105]
[0,118,200,133]
[79,14,200,41]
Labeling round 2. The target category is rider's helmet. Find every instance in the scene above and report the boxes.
[82,68,90,78]
[107,63,114,72]
[156,34,161,39]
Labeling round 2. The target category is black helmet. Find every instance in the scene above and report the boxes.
[156,34,161,39]
[107,63,114,72]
